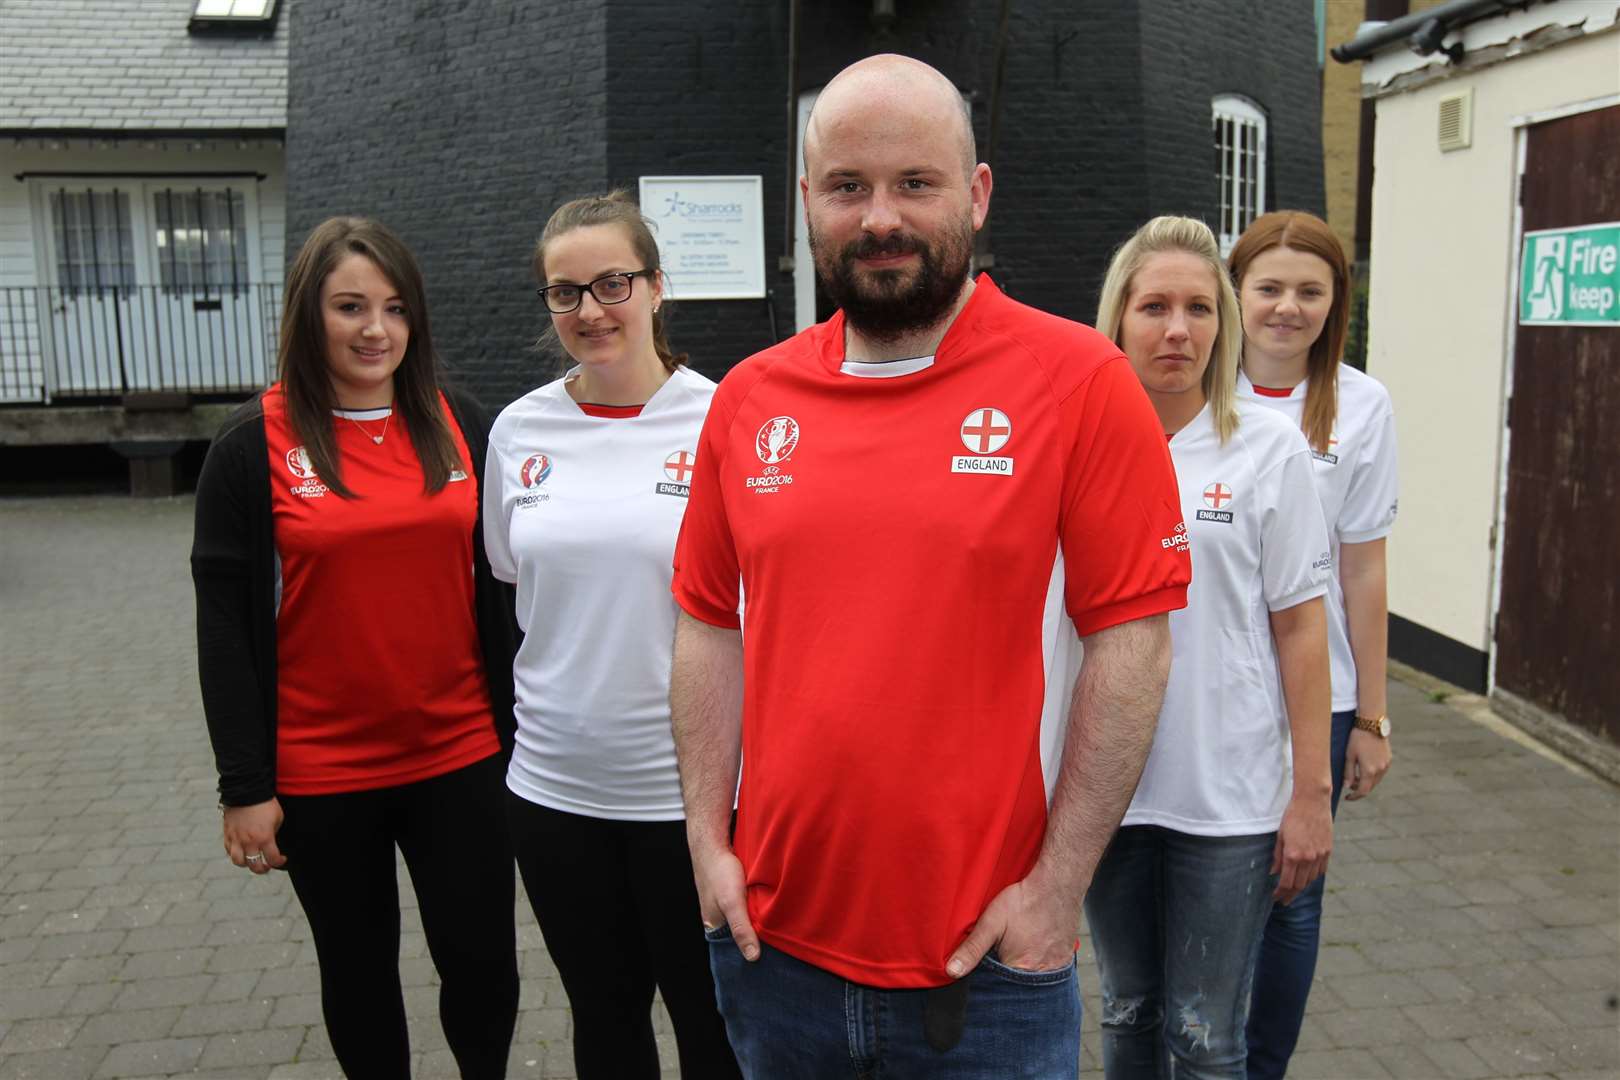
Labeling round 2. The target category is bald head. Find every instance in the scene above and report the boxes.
[804,54,977,180]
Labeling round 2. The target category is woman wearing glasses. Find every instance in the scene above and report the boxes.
[484,192,739,1079]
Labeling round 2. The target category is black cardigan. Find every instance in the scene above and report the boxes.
[191,386,520,807]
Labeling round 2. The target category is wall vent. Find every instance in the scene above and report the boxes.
[1438,89,1473,152]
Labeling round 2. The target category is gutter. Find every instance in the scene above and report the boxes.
[1330,0,1549,62]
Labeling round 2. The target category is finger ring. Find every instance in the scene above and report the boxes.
[245,853,266,865]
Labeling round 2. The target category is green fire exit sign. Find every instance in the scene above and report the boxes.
[1520,222,1620,326]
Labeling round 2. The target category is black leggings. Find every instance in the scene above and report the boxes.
[277,753,519,1080]
[505,794,741,1080]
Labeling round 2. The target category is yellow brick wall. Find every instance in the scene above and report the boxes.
[1322,0,1367,261]
[1323,0,1451,261]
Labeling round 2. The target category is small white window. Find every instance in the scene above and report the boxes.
[1212,95,1268,256]
[190,0,277,32]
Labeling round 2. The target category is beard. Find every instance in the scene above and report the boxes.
[809,216,975,344]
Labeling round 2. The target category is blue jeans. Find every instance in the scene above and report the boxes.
[1245,708,1355,1080]
[1083,826,1278,1079]
[707,926,1081,1078]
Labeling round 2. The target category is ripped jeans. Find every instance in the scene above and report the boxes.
[1083,826,1278,1079]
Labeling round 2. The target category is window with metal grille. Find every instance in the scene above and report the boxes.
[49,190,136,296]
[1212,95,1268,256]
[153,188,250,294]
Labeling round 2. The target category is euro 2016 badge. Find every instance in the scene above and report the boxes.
[756,416,799,464]
[285,446,327,498]
[951,407,1014,476]
[520,454,552,489]
[747,417,799,495]
[517,453,553,508]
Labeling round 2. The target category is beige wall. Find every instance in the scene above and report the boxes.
[1365,29,1620,653]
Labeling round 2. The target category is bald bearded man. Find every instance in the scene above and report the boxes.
[670,54,1191,1077]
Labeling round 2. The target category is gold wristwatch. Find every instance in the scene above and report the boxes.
[1354,712,1391,738]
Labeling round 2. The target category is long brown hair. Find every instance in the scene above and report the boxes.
[278,216,460,498]
[1096,216,1243,445]
[1228,210,1351,454]
[531,191,687,372]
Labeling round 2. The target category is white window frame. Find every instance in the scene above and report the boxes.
[1212,94,1268,256]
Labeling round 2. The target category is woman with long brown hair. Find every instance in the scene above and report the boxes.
[1229,210,1398,1080]
[192,216,520,1079]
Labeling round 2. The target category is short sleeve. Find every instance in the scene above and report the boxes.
[1259,442,1333,612]
[1338,401,1398,544]
[1058,356,1191,636]
[671,393,742,629]
[481,421,518,584]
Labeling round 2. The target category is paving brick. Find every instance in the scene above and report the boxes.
[1534,955,1620,991]
[72,1008,181,1048]
[0,962,58,991]
[197,1027,304,1068]
[0,1018,82,1054]
[207,970,263,1002]
[60,984,120,1018]
[1280,1047,1392,1079]
[206,940,300,974]
[1316,1004,1427,1050]
[111,974,215,1011]
[169,999,275,1039]
[91,1036,205,1078]
[0,1046,106,1080]
[266,993,322,1029]
[253,966,320,999]
[0,988,75,1023]
[1461,1032,1562,1076]
[45,956,126,987]
[117,948,212,981]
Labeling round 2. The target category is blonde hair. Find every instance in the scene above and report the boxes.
[1096,215,1242,444]
[1229,211,1350,455]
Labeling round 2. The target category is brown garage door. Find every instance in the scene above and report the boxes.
[1495,104,1620,743]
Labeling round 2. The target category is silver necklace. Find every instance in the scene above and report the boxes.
[346,411,392,445]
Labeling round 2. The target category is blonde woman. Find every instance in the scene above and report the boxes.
[1084,216,1334,1079]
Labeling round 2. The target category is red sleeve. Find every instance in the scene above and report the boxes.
[672,387,743,629]
[1059,355,1191,636]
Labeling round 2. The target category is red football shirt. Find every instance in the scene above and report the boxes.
[672,277,1190,987]
[264,386,498,795]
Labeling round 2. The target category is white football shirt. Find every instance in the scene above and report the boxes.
[1238,365,1399,712]
[1123,400,1332,835]
[484,366,716,820]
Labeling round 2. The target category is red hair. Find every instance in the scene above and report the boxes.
[1229,211,1351,454]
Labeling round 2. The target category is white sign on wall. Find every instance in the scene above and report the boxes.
[638,176,765,300]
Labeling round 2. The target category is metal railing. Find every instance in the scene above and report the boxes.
[0,284,282,404]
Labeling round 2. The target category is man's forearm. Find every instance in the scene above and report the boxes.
[1029,613,1170,903]
[670,610,745,856]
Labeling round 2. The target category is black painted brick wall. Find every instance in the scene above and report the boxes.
[288,1,1323,406]
[287,1,609,405]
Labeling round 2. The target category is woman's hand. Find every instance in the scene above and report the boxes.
[1272,791,1333,904]
[222,798,287,874]
[1343,728,1393,800]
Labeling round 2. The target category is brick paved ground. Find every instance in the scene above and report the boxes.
[1,495,1616,1079]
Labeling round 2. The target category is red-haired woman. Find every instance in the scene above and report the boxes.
[192,217,520,1079]
[1229,210,1398,1080]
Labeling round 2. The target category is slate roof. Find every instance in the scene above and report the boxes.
[0,0,287,131]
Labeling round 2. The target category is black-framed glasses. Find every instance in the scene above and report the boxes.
[536,269,655,314]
